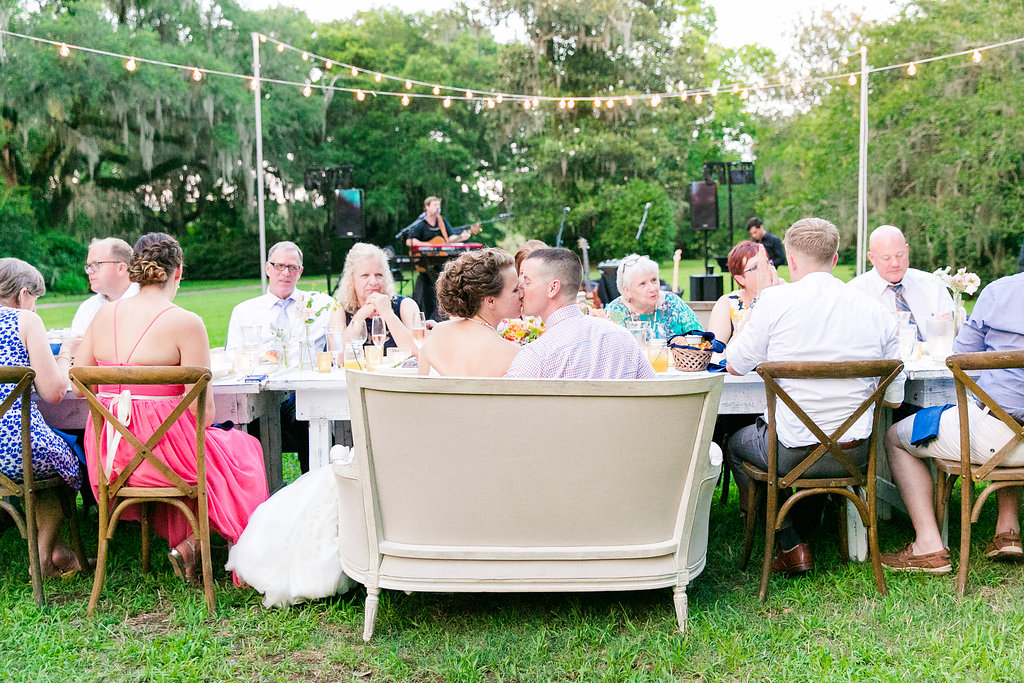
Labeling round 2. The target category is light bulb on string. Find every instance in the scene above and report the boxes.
[522,100,531,110]
[650,94,661,107]
[841,56,849,66]
[125,58,136,72]
[405,80,412,89]
[324,60,332,70]
[792,81,802,94]
[258,34,267,43]
[566,99,575,109]
[558,99,566,109]
[302,83,312,97]
[625,96,633,106]
[58,43,70,57]
[907,62,917,76]
[276,43,285,53]
[301,52,309,61]
[731,83,740,94]
[433,85,441,95]
[351,66,358,77]
[740,88,748,100]
[532,96,539,108]
[250,78,258,90]
[972,50,982,63]
[605,98,614,108]
[443,97,451,108]
[466,91,474,99]
[374,73,382,83]
[848,73,857,85]
[401,94,410,106]
[593,98,601,108]
[192,68,203,81]
[496,93,503,103]
[486,98,495,109]
[694,93,703,104]
[680,92,688,101]
[356,90,365,101]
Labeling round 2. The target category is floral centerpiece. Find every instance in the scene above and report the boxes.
[269,292,336,369]
[933,266,980,332]
[497,316,545,345]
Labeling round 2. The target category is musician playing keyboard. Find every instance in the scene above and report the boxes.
[405,196,473,247]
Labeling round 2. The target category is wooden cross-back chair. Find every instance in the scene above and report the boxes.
[740,359,904,601]
[69,366,214,615]
[934,350,1024,596]
[0,367,86,605]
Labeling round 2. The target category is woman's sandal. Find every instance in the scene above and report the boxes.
[168,539,199,583]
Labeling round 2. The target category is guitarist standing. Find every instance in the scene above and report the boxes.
[405,196,472,247]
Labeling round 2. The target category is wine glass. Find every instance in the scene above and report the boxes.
[410,312,427,348]
[370,315,387,350]
[349,318,368,347]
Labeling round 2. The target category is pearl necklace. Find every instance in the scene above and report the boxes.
[465,316,498,332]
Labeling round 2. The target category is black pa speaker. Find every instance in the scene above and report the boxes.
[335,188,365,239]
[689,181,719,231]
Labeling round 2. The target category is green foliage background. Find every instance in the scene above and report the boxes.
[1,0,1022,292]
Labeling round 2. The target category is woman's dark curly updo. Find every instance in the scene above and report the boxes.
[129,232,183,286]
[436,248,514,319]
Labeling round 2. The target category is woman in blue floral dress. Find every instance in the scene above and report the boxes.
[603,254,703,339]
[0,258,84,576]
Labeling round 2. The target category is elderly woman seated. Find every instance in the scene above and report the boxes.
[330,243,420,352]
[706,241,782,346]
[0,258,86,576]
[602,254,702,338]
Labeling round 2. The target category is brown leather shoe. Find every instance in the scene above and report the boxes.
[985,532,1024,560]
[771,542,814,575]
[880,542,951,574]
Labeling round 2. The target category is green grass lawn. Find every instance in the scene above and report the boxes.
[3,475,1024,681]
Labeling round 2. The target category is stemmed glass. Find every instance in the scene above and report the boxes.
[410,312,427,349]
[368,316,387,369]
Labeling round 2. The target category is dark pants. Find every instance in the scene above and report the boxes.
[728,419,870,542]
[249,394,309,474]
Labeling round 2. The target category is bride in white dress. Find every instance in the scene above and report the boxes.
[227,247,524,607]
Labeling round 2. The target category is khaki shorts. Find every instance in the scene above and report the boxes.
[895,401,1024,467]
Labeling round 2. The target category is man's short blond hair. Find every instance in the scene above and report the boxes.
[783,217,840,265]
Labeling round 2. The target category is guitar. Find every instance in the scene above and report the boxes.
[423,212,514,245]
[671,249,682,295]
[577,237,602,308]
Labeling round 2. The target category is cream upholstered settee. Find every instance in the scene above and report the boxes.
[332,371,724,641]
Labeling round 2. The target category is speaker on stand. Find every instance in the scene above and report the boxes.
[688,180,723,301]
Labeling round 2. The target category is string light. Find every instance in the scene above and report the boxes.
[625,96,633,106]
[356,89,365,101]
[302,83,312,97]
[443,97,451,108]
[192,68,202,81]
[650,94,661,107]
[532,96,539,108]
[558,99,566,109]
[848,73,857,85]
[680,92,688,101]
[694,93,703,104]
[58,43,70,57]
[566,98,575,109]
[522,100,531,110]
[466,90,474,99]
[250,77,258,90]
[401,94,409,105]
[432,85,441,95]
[606,98,614,108]
[731,83,740,94]
[972,50,982,63]
[486,98,495,109]
[276,43,285,53]
[405,80,412,89]
[496,93,503,103]
[841,56,849,66]
[301,51,309,61]
[907,62,917,76]
[125,57,136,71]
[374,73,382,83]
[324,60,332,70]
[740,88,748,100]
[350,66,358,77]
[791,81,802,95]
[258,34,267,43]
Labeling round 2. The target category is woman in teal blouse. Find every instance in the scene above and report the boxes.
[603,254,702,339]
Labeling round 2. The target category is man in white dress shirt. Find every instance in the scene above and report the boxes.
[70,238,139,336]
[225,241,334,354]
[849,225,954,340]
[225,241,334,473]
[726,217,905,576]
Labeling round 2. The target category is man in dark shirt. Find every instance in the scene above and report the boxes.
[747,216,787,267]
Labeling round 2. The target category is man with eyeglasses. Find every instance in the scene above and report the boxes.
[849,225,953,341]
[70,238,139,336]
[225,241,334,355]
[226,241,333,473]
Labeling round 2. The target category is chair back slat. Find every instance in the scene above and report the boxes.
[756,360,903,489]
[0,371,35,497]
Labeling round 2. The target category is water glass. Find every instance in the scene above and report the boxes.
[646,339,669,372]
[626,320,649,347]
[897,323,918,360]
[925,318,955,361]
[343,343,365,370]
[326,326,346,353]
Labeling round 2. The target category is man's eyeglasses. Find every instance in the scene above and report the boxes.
[268,262,301,274]
[84,261,121,274]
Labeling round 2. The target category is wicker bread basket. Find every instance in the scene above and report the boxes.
[667,333,714,372]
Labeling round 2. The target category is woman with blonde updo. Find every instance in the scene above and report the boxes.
[75,233,268,582]
[418,247,523,376]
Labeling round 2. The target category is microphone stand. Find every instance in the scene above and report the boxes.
[555,207,570,248]
[635,202,651,255]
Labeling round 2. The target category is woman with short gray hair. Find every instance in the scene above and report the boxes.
[602,254,702,338]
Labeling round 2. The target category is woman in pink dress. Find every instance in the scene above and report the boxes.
[74,232,268,581]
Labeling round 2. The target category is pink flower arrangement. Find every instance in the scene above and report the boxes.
[497,316,545,345]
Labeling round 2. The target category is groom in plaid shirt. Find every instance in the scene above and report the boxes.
[505,248,655,380]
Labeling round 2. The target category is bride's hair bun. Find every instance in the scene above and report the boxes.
[436,248,514,319]
[128,232,183,286]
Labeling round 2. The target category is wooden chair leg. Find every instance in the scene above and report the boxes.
[140,503,151,575]
[868,514,888,595]
[88,532,110,616]
[759,485,778,601]
[719,446,732,505]
[24,491,44,606]
[957,480,972,596]
[838,498,850,564]
[363,586,381,642]
[199,519,215,614]
[740,483,762,570]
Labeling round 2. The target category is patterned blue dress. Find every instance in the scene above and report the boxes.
[604,292,703,339]
[0,306,79,488]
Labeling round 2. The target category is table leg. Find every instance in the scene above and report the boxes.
[258,392,284,493]
[846,491,868,561]
[308,418,332,470]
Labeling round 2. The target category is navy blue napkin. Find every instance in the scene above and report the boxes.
[910,405,954,446]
